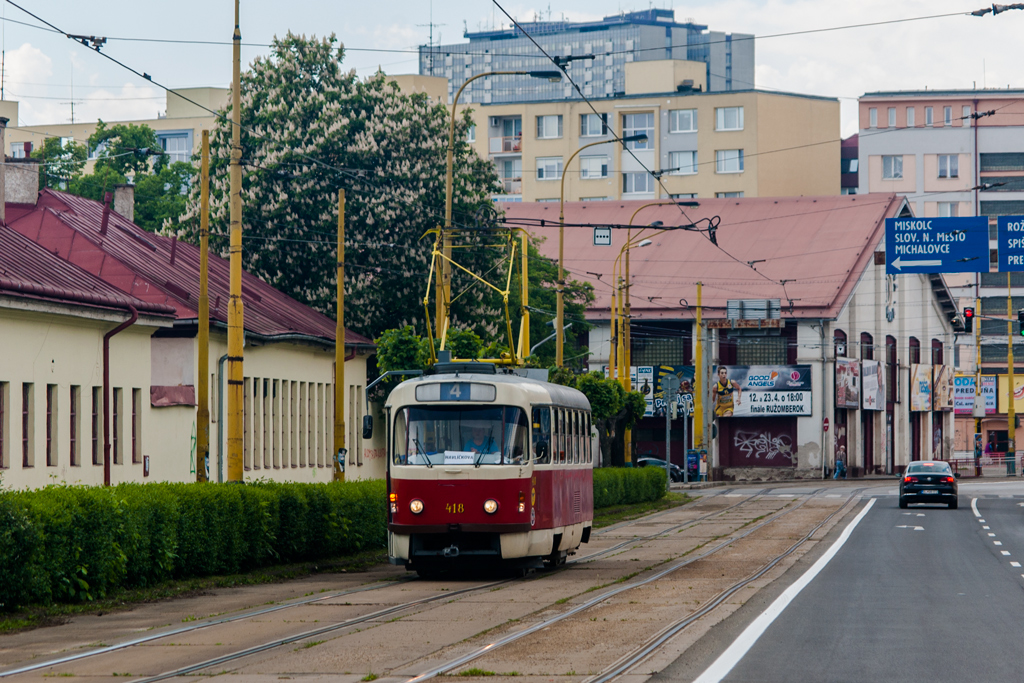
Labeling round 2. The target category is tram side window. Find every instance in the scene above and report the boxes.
[585,414,592,464]
[393,409,408,465]
[556,409,564,464]
[532,407,551,464]
[571,411,579,464]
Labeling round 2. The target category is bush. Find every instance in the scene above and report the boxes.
[0,479,386,612]
[593,467,666,508]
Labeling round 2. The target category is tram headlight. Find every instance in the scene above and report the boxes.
[410,499,425,514]
[483,499,499,514]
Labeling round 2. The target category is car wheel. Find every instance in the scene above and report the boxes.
[949,499,958,510]
[899,497,908,509]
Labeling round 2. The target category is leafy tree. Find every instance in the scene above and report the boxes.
[168,32,503,340]
[552,369,645,467]
[446,328,484,360]
[133,162,194,231]
[89,121,167,176]
[32,136,87,190]
[67,166,126,202]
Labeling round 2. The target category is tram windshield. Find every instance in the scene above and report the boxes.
[393,405,528,466]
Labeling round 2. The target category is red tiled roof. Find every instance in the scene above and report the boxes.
[503,194,904,321]
[0,223,176,316]
[6,190,373,347]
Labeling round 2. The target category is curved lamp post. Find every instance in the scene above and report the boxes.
[436,69,562,341]
[555,132,648,367]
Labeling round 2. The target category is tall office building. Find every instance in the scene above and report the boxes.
[420,9,754,105]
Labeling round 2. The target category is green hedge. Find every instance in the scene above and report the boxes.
[0,480,385,611]
[593,466,667,509]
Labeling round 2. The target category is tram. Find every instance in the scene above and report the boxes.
[376,360,594,575]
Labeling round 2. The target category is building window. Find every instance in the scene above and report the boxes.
[841,187,858,195]
[842,158,859,173]
[670,193,698,199]
[869,108,877,128]
[580,113,608,137]
[580,155,609,179]
[716,191,744,198]
[536,156,563,180]
[944,106,952,126]
[92,387,101,465]
[925,107,934,126]
[622,172,654,194]
[622,113,654,149]
[963,105,972,127]
[0,382,6,469]
[736,335,786,365]
[716,106,744,131]
[668,150,697,175]
[132,388,141,464]
[938,154,958,178]
[536,115,563,139]
[158,134,190,163]
[581,196,609,201]
[466,125,476,143]
[882,155,903,180]
[715,149,744,174]
[10,142,26,159]
[46,384,56,467]
[669,108,697,133]
[907,107,915,127]
[22,383,32,468]
[888,107,896,127]
[70,385,80,467]
[938,202,959,217]
[112,387,122,465]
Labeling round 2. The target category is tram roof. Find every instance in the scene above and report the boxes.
[388,371,591,411]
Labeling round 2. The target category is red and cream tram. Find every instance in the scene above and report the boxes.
[379,361,593,575]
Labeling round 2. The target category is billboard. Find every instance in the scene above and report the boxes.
[910,364,933,412]
[997,375,1024,413]
[933,365,953,411]
[954,375,996,415]
[713,365,812,417]
[836,358,860,409]
[862,360,885,411]
[653,365,695,417]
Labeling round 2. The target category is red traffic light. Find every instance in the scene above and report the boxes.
[964,308,974,318]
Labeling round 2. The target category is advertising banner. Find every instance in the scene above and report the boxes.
[910,364,933,412]
[997,375,1024,413]
[861,360,885,410]
[932,365,953,411]
[954,375,996,415]
[653,365,695,417]
[713,365,812,418]
[835,358,860,409]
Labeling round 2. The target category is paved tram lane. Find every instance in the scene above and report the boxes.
[677,493,1024,682]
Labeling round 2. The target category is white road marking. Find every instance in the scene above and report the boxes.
[995,541,1003,546]
[984,526,991,530]
[979,519,986,523]
[692,498,876,683]
[1011,562,1021,568]
[1002,551,1012,556]
[896,525,924,530]
[972,498,981,517]
[988,533,996,537]
[825,494,840,498]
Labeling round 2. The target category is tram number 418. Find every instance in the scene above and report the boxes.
[445,503,465,514]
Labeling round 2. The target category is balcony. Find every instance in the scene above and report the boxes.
[490,135,522,154]
[499,177,522,194]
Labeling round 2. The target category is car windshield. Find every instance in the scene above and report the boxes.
[393,405,528,466]
[906,462,952,474]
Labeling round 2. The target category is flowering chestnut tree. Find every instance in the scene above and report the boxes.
[170,33,503,339]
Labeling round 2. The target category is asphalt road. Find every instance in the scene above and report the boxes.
[666,485,1024,682]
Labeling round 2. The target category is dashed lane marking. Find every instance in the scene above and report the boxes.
[1002,551,1011,556]
[995,541,1003,546]
[988,533,996,536]
[1012,562,1021,568]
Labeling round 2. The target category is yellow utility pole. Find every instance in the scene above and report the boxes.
[335,189,346,482]
[694,282,704,448]
[226,0,245,483]
[197,130,210,482]
[1009,274,1016,465]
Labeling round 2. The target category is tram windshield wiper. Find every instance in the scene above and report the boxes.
[413,437,432,467]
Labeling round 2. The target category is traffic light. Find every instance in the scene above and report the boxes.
[963,307,974,333]
[1019,310,1024,337]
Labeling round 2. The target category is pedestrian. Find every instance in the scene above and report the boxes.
[699,452,708,482]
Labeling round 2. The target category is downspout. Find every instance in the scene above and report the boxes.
[217,353,228,483]
[104,305,138,486]
[820,319,828,480]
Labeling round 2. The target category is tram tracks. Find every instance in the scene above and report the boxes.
[0,488,794,681]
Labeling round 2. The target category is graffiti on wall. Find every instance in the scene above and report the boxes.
[733,430,795,462]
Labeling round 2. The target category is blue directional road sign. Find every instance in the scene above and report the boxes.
[998,216,1024,271]
[885,217,989,274]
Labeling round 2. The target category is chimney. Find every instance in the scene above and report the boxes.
[5,158,40,205]
[113,183,135,222]
[100,192,112,235]
[0,116,8,223]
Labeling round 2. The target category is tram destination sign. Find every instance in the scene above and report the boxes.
[885,217,988,274]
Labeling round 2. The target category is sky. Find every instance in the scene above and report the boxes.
[2,1,1023,137]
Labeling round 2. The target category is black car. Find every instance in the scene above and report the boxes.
[899,461,960,509]
[636,456,684,483]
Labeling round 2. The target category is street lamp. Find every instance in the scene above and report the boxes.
[435,69,563,344]
[555,132,648,367]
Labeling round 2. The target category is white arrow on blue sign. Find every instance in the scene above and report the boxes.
[885,217,989,274]
[998,216,1024,271]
